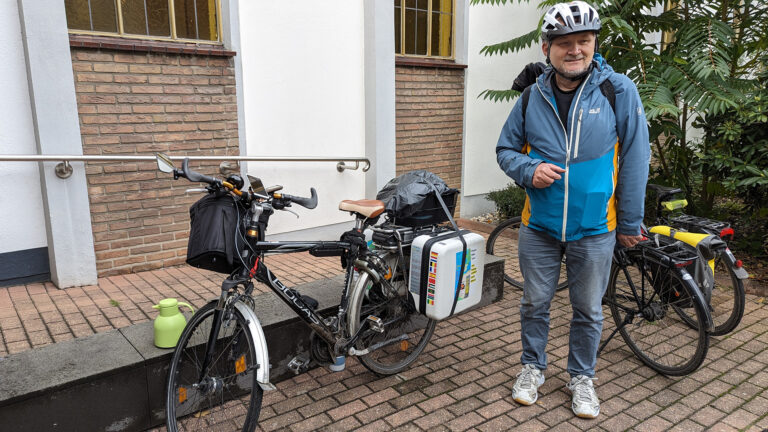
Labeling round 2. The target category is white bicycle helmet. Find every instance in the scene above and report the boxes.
[541,1,601,41]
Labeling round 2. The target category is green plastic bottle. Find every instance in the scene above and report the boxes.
[152,298,194,348]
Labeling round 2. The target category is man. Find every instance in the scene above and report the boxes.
[495,1,650,419]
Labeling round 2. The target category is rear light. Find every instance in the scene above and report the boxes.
[735,260,743,268]
[675,260,693,268]
[720,227,735,240]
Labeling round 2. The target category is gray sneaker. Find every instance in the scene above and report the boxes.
[511,364,545,406]
[567,375,600,418]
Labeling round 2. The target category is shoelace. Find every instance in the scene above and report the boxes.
[570,376,598,404]
[516,365,539,388]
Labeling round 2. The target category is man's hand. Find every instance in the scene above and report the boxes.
[532,163,565,188]
[617,233,643,248]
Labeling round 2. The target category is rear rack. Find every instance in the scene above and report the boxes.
[668,214,730,234]
[635,235,699,268]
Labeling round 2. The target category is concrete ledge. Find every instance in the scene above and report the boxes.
[0,256,503,431]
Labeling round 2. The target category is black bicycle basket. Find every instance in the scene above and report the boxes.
[186,193,243,274]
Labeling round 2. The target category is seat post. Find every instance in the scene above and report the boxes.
[354,217,366,231]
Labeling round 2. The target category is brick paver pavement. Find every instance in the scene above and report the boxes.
[2,251,768,431]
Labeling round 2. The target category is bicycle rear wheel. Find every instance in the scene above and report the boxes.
[486,217,568,291]
[166,301,263,432]
[607,250,709,376]
[348,270,436,376]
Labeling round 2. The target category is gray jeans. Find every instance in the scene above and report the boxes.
[518,224,616,377]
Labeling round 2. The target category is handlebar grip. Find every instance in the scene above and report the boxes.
[285,188,318,209]
[182,158,217,185]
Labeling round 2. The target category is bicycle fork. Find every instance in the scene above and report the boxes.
[197,278,276,391]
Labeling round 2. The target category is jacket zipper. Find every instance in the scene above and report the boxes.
[574,109,583,159]
[536,73,592,241]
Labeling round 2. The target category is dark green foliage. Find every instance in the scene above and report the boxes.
[475,0,768,255]
[487,184,527,219]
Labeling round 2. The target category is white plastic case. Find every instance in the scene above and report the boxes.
[408,230,485,320]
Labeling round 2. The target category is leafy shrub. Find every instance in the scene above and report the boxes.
[487,184,526,220]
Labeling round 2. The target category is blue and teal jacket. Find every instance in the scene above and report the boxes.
[496,55,650,242]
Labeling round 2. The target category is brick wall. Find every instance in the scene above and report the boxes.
[71,48,239,277]
[395,65,465,213]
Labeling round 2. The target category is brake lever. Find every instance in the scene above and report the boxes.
[282,208,299,218]
[185,188,208,193]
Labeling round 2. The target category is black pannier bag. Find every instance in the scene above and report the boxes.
[376,170,459,227]
[186,193,242,274]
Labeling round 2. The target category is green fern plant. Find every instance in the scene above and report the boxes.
[474,0,768,209]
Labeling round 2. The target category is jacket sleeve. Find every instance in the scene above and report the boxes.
[613,76,651,236]
[496,93,543,189]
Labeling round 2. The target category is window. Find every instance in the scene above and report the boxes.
[65,0,221,43]
[395,0,454,58]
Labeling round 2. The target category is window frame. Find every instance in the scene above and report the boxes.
[66,0,223,45]
[396,0,456,60]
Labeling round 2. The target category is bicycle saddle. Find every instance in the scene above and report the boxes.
[339,199,386,218]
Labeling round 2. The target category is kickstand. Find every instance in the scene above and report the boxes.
[598,312,633,355]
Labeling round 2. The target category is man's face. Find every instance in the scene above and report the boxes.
[543,31,596,79]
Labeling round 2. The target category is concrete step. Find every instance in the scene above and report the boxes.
[0,256,503,431]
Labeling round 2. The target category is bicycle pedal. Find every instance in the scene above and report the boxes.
[287,356,310,375]
[365,315,384,333]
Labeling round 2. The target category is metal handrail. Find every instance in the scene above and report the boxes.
[0,154,371,178]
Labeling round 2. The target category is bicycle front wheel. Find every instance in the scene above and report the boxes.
[348,270,436,376]
[607,250,709,376]
[486,217,568,291]
[166,301,263,432]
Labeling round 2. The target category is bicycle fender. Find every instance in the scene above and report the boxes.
[233,301,277,391]
[723,249,749,280]
[680,271,715,333]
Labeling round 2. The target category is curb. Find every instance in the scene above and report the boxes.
[0,257,504,431]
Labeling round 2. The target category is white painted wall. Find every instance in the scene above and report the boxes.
[0,0,47,254]
[463,2,542,201]
[237,0,367,235]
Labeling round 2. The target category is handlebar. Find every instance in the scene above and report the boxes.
[175,157,317,209]
[181,158,218,185]
[279,188,318,209]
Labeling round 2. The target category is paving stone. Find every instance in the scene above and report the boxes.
[354,403,397,424]
[689,405,728,427]
[289,413,332,432]
[327,399,367,421]
[669,419,706,432]
[413,408,455,430]
[446,411,485,432]
[722,409,759,430]
[476,399,513,420]
[476,414,516,431]
[447,396,486,417]
[383,405,423,428]
[390,390,429,410]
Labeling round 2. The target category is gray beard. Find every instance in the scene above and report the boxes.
[557,64,589,78]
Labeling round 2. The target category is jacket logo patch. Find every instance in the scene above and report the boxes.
[589,108,600,114]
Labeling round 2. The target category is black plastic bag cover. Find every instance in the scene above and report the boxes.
[376,170,458,218]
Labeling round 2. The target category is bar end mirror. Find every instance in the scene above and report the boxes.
[156,153,175,173]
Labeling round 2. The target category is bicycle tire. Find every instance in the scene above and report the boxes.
[606,250,709,376]
[348,270,436,376]
[676,255,745,336]
[486,217,568,291]
[166,301,263,431]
